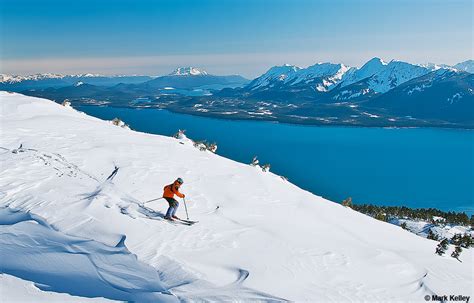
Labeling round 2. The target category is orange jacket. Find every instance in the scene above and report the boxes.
[163,181,184,199]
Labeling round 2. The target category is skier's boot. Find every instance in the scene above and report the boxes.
[164,216,174,221]
[172,215,180,220]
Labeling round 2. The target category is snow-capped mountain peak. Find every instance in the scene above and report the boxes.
[168,67,208,76]
[265,64,301,76]
[247,62,353,92]
[367,60,431,93]
[419,62,454,71]
[453,60,474,73]
[339,57,388,88]
[0,73,64,83]
[247,64,301,89]
[295,63,349,80]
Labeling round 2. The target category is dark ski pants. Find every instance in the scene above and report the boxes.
[164,197,179,218]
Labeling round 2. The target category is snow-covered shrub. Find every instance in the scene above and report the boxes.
[61,100,72,107]
[193,141,208,151]
[341,197,353,208]
[261,164,271,172]
[111,118,130,129]
[173,129,186,139]
[175,129,217,153]
[207,143,217,153]
[193,140,218,153]
[250,156,259,166]
[249,157,270,172]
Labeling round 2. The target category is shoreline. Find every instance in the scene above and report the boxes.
[75,103,474,131]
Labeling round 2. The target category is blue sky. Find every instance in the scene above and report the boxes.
[1,0,472,77]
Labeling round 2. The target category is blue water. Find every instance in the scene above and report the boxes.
[77,106,474,214]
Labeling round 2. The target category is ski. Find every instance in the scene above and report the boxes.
[177,218,198,225]
[164,218,193,226]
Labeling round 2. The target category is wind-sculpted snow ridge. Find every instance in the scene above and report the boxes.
[0,91,472,302]
[0,207,174,302]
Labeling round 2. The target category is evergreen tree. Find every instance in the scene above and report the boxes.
[451,246,462,262]
[435,239,449,256]
[451,234,462,246]
[427,229,439,241]
[460,234,474,248]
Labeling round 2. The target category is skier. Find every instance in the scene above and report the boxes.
[163,178,185,221]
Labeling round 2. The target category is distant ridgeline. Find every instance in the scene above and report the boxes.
[6,59,474,129]
[341,198,474,255]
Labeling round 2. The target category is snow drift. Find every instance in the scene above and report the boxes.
[0,91,472,302]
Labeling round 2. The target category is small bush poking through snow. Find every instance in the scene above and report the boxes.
[111,118,130,129]
[61,100,72,107]
[173,129,186,139]
[173,129,217,153]
[375,212,387,222]
[194,141,207,151]
[250,156,259,166]
[207,143,217,153]
[342,197,353,208]
[193,140,218,153]
[249,156,270,172]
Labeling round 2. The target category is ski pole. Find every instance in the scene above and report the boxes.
[143,197,163,204]
[183,197,189,220]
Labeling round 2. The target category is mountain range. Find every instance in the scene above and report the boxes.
[0,67,248,92]
[5,59,474,128]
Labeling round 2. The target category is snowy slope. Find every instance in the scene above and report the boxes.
[339,57,388,88]
[0,274,112,302]
[332,60,433,99]
[367,61,431,93]
[0,92,472,302]
[246,63,350,92]
[247,64,301,90]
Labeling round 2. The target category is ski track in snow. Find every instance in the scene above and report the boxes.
[0,91,472,302]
